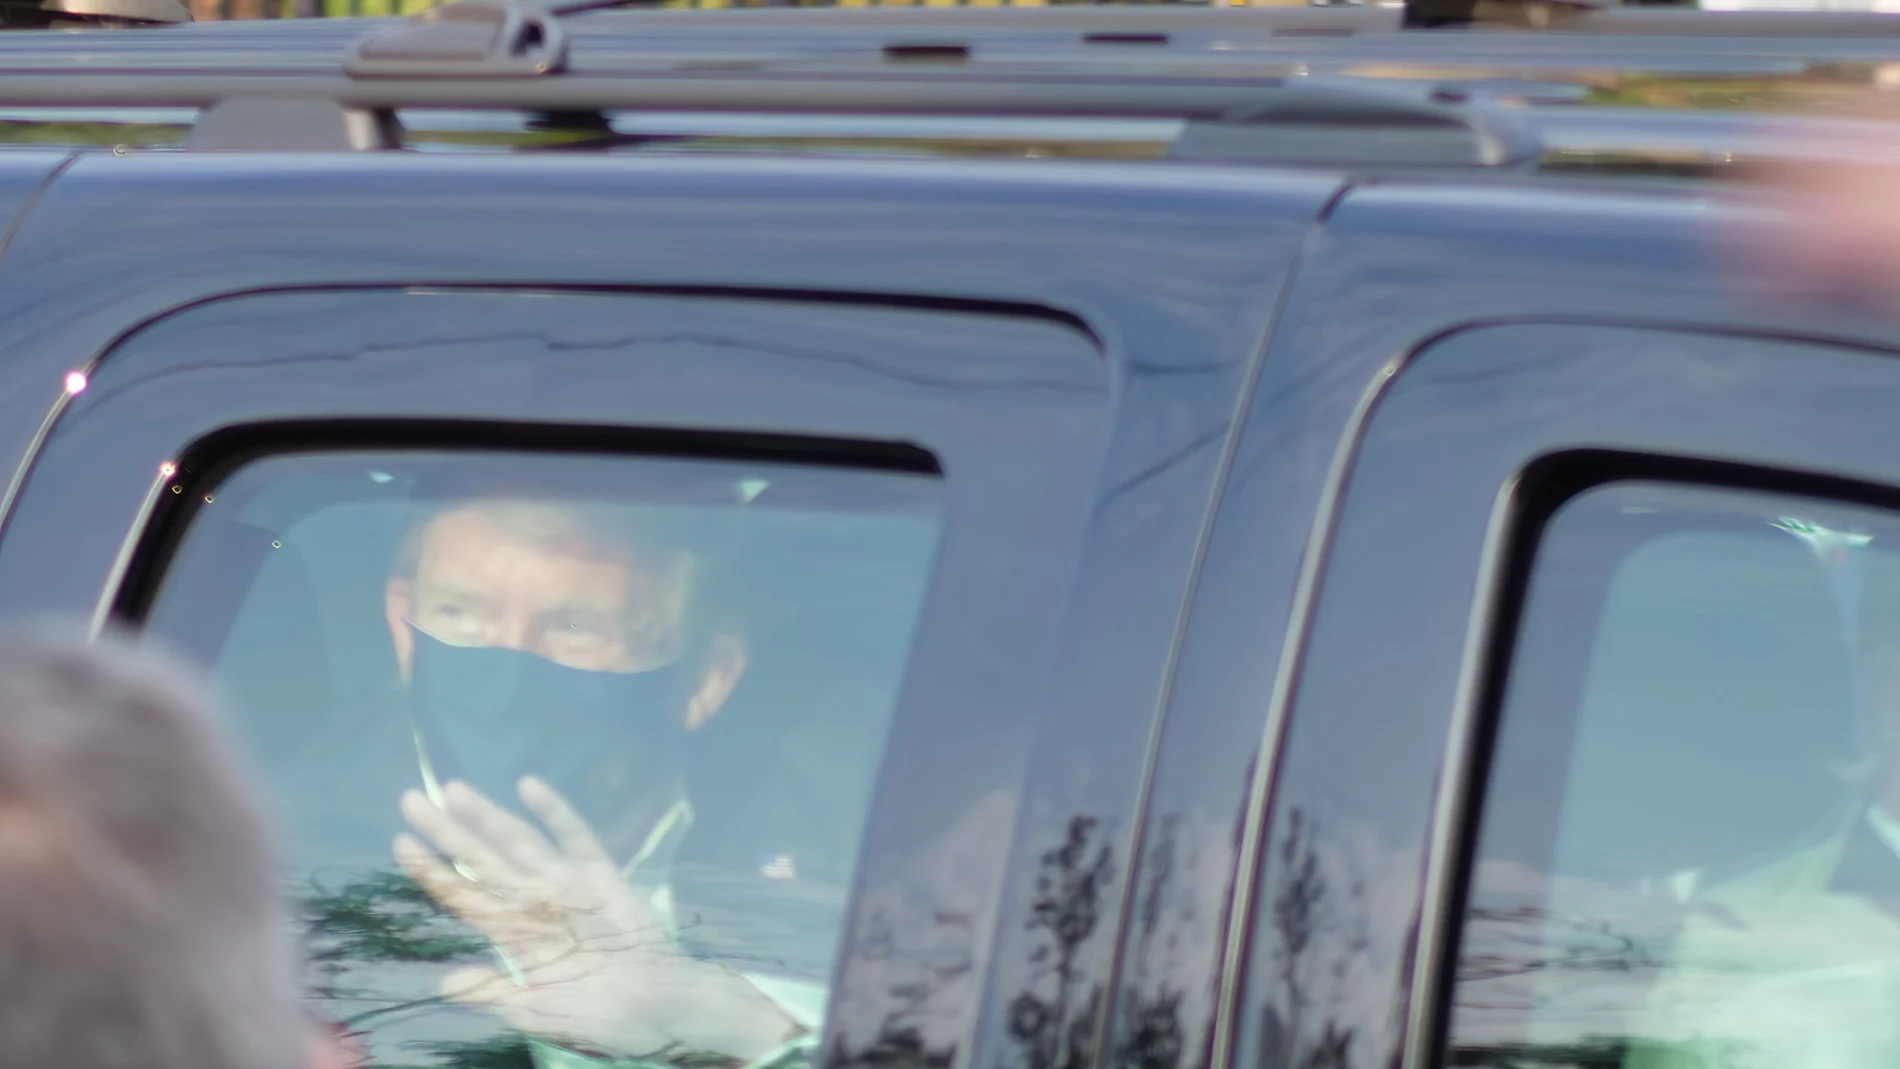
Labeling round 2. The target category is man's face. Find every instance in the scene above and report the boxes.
[384,505,676,675]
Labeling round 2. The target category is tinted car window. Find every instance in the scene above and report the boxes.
[1447,481,1900,1069]
[140,449,942,1069]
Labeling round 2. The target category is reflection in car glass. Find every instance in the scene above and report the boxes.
[1448,481,1900,1069]
[140,451,943,1069]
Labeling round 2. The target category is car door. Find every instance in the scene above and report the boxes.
[1216,322,1900,1069]
[0,153,1340,1069]
[0,285,1112,1069]
[0,284,1128,1069]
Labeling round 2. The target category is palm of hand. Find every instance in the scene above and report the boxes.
[395,778,791,1061]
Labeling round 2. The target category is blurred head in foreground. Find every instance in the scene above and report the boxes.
[1734,98,1900,314]
[0,634,338,1069]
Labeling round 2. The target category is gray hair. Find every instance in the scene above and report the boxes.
[0,633,307,1069]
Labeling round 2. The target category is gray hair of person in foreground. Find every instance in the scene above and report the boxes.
[0,634,313,1069]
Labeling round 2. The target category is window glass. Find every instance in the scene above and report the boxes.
[140,450,943,1069]
[1448,481,1900,1069]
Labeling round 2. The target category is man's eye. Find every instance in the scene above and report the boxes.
[428,605,485,636]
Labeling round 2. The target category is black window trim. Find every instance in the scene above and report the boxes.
[100,416,942,636]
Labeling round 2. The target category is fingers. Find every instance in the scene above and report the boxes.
[520,776,617,872]
[444,780,559,874]
[394,833,506,924]
[398,833,580,963]
[401,788,525,887]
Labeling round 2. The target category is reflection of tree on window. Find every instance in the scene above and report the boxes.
[295,870,512,1068]
[996,812,1201,1069]
[1115,814,1185,1069]
[1004,816,1113,1069]
[1255,809,1364,1069]
[1448,892,1670,1069]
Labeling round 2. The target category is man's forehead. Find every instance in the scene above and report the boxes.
[415,500,689,576]
[426,501,619,550]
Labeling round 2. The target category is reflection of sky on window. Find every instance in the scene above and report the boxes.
[1475,486,1900,886]
[1552,527,1859,883]
[1460,496,1900,1060]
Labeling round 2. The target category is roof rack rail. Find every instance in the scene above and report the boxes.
[174,73,1538,166]
[341,0,756,80]
[154,6,1548,167]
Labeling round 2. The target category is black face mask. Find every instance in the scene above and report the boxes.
[405,625,689,823]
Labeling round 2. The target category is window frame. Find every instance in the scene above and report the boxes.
[108,420,943,628]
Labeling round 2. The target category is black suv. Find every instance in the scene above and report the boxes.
[0,7,1892,1069]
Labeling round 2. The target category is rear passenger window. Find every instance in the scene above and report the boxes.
[1447,481,1900,1069]
[136,449,942,1069]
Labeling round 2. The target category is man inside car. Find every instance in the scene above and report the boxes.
[286,489,816,1069]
